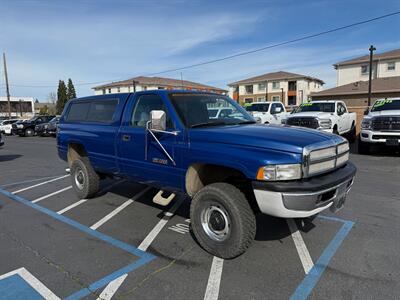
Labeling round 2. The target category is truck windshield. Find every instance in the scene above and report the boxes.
[371,99,400,112]
[246,103,270,112]
[169,94,255,128]
[296,102,335,113]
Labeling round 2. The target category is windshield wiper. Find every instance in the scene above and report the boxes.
[191,121,227,128]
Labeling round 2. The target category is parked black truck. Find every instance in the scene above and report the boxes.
[12,116,55,137]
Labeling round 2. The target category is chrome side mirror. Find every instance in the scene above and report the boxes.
[150,110,166,131]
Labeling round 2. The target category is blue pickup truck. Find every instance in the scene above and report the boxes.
[57,90,356,258]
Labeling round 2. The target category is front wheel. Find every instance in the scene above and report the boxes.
[70,157,100,199]
[346,124,356,143]
[190,183,256,259]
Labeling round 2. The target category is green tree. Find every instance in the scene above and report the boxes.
[39,105,49,115]
[56,80,68,114]
[67,78,77,100]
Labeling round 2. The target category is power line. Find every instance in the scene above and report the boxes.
[2,10,400,89]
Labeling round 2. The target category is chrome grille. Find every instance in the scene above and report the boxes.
[303,140,349,177]
[287,117,319,129]
[371,116,400,131]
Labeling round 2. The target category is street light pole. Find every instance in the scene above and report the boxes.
[2,53,11,119]
[368,45,376,107]
[281,88,284,103]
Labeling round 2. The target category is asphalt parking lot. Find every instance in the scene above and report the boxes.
[0,136,399,299]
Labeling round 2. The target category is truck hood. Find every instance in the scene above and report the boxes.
[288,112,333,119]
[189,124,342,154]
[367,110,400,118]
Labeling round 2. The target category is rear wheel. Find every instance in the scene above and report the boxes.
[333,126,339,135]
[346,123,356,143]
[70,157,100,199]
[190,183,256,259]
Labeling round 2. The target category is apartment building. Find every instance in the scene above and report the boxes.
[93,76,227,95]
[334,48,400,86]
[227,71,324,106]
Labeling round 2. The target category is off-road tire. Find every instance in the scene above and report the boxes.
[190,182,256,259]
[358,136,370,155]
[70,157,100,199]
[25,128,34,137]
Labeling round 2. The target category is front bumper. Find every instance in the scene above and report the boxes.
[252,162,356,218]
[360,129,400,144]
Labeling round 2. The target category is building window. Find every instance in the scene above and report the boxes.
[245,85,253,94]
[272,96,280,102]
[361,65,369,75]
[102,89,105,95]
[258,83,266,91]
[108,88,112,93]
[117,87,121,93]
[257,97,265,102]
[387,62,396,71]
[272,82,280,89]
[158,87,165,90]
[244,98,253,103]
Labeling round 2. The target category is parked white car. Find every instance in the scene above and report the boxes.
[208,107,234,119]
[283,101,357,141]
[245,102,288,124]
[358,98,400,154]
[0,119,20,135]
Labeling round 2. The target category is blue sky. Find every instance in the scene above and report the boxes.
[0,0,399,101]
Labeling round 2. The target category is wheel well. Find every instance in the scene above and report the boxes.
[185,163,259,211]
[67,143,87,167]
[333,124,338,130]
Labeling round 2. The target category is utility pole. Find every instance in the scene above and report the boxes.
[132,80,136,92]
[180,72,184,90]
[368,45,376,107]
[264,81,268,101]
[3,53,11,119]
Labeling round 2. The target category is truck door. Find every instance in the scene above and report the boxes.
[270,103,284,124]
[117,93,184,190]
[337,102,349,133]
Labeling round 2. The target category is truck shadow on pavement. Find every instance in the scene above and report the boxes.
[0,154,22,162]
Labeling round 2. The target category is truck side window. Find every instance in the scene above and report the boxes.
[66,102,91,122]
[87,100,118,123]
[131,94,173,128]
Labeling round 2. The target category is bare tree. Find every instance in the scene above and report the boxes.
[47,92,57,104]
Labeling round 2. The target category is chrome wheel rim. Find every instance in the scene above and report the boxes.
[201,205,230,241]
[74,168,85,190]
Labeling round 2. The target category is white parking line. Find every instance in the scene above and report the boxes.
[90,186,151,230]
[56,180,124,215]
[57,199,87,215]
[11,175,70,194]
[204,256,224,300]
[32,186,72,203]
[0,267,60,300]
[96,274,128,300]
[287,218,314,274]
[138,195,184,251]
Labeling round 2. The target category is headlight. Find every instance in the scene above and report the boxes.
[361,119,372,130]
[254,117,262,124]
[256,164,302,181]
[318,118,332,129]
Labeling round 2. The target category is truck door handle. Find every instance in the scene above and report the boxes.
[122,134,131,142]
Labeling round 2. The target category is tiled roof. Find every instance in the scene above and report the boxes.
[310,76,400,97]
[228,71,324,86]
[92,76,227,92]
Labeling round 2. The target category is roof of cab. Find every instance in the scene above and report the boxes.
[68,90,223,102]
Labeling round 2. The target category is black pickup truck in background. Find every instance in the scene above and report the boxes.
[36,116,60,137]
[12,115,56,137]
